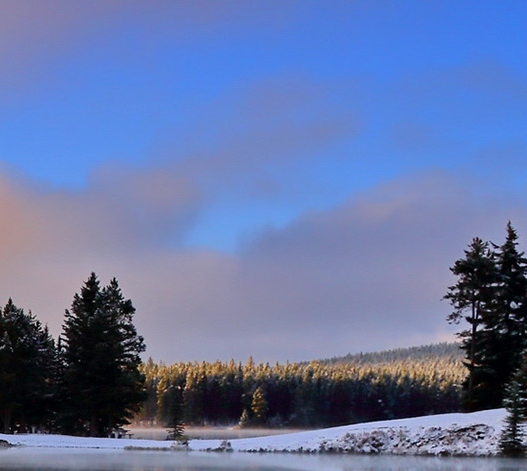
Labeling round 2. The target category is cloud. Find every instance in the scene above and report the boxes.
[0,173,45,261]
[0,0,300,100]
[129,170,527,362]
[88,164,203,246]
[391,61,527,127]
[157,73,359,207]
[0,165,202,339]
[0,2,119,95]
[3,163,524,363]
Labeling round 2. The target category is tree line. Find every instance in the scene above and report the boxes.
[137,345,464,430]
[0,273,145,437]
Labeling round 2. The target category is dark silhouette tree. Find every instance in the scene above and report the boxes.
[500,351,527,457]
[59,273,146,437]
[444,237,497,410]
[446,223,527,411]
[0,299,57,433]
[166,384,185,440]
[485,223,527,407]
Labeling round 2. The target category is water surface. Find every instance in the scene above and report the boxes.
[1,448,527,471]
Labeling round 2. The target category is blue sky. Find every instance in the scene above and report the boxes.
[0,1,527,362]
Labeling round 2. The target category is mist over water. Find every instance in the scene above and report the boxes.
[1,448,527,471]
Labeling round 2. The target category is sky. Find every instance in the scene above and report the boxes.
[1,0,527,364]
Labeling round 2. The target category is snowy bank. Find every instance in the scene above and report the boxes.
[0,433,173,451]
[0,409,506,456]
[190,409,505,456]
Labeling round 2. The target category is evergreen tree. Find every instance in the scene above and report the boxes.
[444,237,497,410]
[25,323,59,431]
[0,299,57,433]
[500,382,526,457]
[447,223,527,412]
[59,273,146,437]
[166,384,185,440]
[499,353,527,457]
[251,386,268,424]
[239,408,250,427]
[484,223,527,407]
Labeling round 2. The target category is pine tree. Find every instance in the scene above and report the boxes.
[0,299,57,433]
[59,273,146,437]
[447,223,527,412]
[58,273,102,435]
[444,237,497,410]
[484,223,527,407]
[500,380,526,457]
[499,352,527,457]
[99,278,147,430]
[239,408,250,427]
[166,384,185,440]
[25,323,59,431]
[251,386,268,425]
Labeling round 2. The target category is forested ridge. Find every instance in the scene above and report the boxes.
[137,342,464,429]
[319,342,463,365]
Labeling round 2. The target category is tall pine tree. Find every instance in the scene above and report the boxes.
[446,223,527,411]
[59,273,146,437]
[500,378,526,456]
[444,237,497,410]
[475,223,527,408]
[500,350,527,456]
[0,299,57,433]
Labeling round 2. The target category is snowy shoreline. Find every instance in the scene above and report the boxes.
[0,409,506,457]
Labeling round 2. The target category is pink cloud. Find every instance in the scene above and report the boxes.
[0,165,202,341]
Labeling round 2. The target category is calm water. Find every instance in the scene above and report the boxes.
[1,448,527,471]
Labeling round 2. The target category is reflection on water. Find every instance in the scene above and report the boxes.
[1,448,527,471]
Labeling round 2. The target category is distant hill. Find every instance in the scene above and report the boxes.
[318,342,463,366]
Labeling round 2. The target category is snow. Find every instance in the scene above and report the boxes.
[0,409,508,456]
[0,433,173,450]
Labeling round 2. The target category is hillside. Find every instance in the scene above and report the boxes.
[321,342,463,366]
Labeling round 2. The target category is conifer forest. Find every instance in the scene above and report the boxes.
[139,343,463,429]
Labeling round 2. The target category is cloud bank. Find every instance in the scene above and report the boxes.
[1,164,524,363]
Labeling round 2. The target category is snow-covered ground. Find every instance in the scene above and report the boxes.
[0,409,507,456]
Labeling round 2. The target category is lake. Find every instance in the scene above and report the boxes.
[1,448,527,471]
